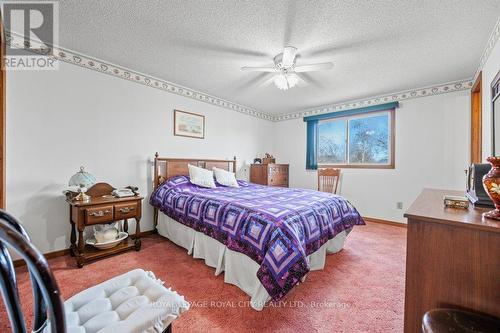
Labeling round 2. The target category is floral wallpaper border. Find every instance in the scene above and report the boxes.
[273,79,473,121]
[7,33,272,121]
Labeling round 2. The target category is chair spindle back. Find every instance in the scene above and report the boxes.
[317,168,341,194]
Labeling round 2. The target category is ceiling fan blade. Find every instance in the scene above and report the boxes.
[172,38,270,58]
[241,66,278,72]
[294,62,334,72]
[233,72,271,91]
[294,73,309,87]
[282,46,297,67]
[299,72,324,88]
[259,74,279,87]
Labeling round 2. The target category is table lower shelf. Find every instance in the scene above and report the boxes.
[73,237,141,268]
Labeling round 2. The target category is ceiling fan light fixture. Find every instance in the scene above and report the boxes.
[274,73,298,90]
[242,46,333,90]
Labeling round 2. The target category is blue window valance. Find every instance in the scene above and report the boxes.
[303,102,399,170]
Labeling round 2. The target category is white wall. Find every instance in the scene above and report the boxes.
[481,38,500,160]
[6,62,274,253]
[274,91,470,223]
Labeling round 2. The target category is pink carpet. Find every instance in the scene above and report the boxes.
[1,222,406,332]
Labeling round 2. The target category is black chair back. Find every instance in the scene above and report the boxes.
[0,210,65,333]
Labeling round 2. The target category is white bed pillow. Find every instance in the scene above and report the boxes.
[188,164,216,188]
[213,167,239,188]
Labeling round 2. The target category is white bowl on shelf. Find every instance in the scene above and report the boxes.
[86,232,128,250]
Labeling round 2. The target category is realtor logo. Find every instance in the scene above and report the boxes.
[1,1,59,70]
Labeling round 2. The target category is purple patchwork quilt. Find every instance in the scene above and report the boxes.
[150,176,364,301]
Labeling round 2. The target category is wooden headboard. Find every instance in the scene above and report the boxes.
[153,152,237,189]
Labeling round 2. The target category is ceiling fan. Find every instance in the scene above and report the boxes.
[240,46,333,90]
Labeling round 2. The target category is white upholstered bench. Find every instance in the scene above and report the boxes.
[46,269,190,333]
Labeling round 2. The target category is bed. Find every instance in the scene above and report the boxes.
[150,154,365,310]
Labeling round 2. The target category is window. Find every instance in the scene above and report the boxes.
[317,109,394,168]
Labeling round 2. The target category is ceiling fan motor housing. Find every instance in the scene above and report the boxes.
[274,52,296,70]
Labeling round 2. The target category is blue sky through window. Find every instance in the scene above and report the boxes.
[349,114,389,164]
[318,119,346,163]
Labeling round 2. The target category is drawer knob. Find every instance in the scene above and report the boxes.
[89,210,110,217]
[119,207,134,213]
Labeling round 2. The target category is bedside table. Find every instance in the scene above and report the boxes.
[66,182,143,268]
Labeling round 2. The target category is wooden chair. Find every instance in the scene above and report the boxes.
[0,210,65,333]
[0,210,188,333]
[317,168,341,194]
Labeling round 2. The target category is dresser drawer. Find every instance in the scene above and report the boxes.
[276,165,289,174]
[267,164,289,187]
[85,205,114,225]
[270,181,289,187]
[269,174,288,184]
[269,165,288,174]
[114,202,138,220]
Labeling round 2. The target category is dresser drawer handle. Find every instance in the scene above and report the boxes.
[119,207,134,213]
[89,210,110,217]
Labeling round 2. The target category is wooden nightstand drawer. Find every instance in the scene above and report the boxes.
[85,205,114,225]
[114,202,137,220]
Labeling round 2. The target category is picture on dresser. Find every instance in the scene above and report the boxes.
[174,109,205,139]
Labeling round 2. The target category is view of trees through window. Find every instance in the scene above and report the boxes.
[318,112,391,165]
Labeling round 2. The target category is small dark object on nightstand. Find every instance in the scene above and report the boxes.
[126,185,140,196]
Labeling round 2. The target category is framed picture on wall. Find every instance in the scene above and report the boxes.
[174,109,205,139]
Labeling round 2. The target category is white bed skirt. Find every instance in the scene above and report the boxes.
[157,213,350,311]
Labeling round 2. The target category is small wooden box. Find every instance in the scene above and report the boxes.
[262,158,276,164]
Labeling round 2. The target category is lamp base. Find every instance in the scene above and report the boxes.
[75,192,90,202]
[483,209,500,220]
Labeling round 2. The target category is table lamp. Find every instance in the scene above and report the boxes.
[68,166,96,201]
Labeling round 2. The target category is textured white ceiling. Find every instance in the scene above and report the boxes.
[58,0,500,115]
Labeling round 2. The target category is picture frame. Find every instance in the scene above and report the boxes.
[491,70,500,155]
[173,109,205,139]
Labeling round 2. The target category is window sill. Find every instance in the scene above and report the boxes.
[318,164,395,169]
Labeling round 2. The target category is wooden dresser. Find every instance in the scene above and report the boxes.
[250,163,289,187]
[403,189,500,333]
